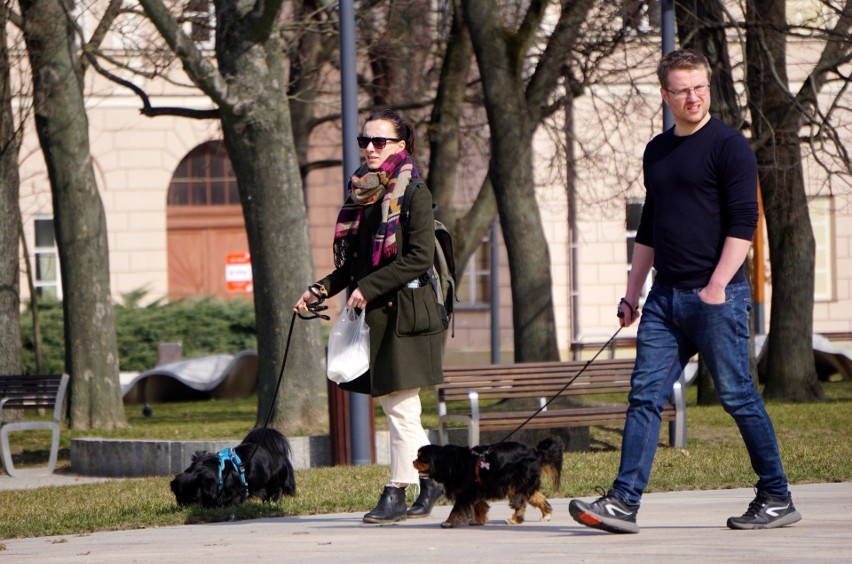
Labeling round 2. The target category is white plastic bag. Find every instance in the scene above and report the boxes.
[326,307,370,384]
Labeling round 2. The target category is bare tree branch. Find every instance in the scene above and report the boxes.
[245,0,287,43]
[1,2,22,30]
[84,50,219,119]
[137,0,233,111]
[514,0,549,57]
[793,1,852,112]
[525,0,597,121]
[84,0,125,56]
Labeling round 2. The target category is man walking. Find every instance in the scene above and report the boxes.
[569,49,801,534]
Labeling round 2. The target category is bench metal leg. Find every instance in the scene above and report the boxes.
[668,373,687,448]
[468,421,479,447]
[438,421,448,445]
[0,422,60,477]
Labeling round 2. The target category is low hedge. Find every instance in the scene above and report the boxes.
[20,296,257,374]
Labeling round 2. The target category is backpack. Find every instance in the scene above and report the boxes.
[400,178,457,334]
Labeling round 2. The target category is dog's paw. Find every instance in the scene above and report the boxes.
[505,517,523,525]
[440,521,456,529]
[471,520,486,526]
[540,514,552,522]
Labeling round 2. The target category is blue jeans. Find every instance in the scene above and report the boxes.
[612,280,789,505]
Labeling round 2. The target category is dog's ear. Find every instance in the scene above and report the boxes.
[197,467,222,508]
[171,473,201,506]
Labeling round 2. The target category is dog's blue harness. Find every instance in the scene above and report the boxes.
[217,448,249,494]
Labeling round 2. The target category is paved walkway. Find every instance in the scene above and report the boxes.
[1,480,850,562]
[0,467,119,491]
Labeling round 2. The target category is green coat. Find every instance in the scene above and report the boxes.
[318,181,444,397]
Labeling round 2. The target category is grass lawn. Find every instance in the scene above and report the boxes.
[0,379,850,540]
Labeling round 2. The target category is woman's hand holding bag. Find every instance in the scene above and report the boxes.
[327,307,370,384]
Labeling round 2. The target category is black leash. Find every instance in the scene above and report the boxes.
[244,289,329,464]
[496,324,625,445]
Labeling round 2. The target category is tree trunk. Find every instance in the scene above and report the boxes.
[462,0,559,361]
[365,0,433,106]
[462,0,596,361]
[427,0,472,225]
[425,0,496,275]
[675,0,745,130]
[215,3,328,435]
[136,0,329,435]
[746,0,822,401]
[287,0,337,181]
[0,9,22,375]
[20,0,125,428]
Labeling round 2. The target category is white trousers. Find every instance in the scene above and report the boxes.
[378,388,431,485]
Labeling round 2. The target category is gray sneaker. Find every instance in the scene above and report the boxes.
[569,488,640,534]
[727,490,802,530]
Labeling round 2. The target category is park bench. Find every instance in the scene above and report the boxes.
[436,358,687,448]
[0,374,69,477]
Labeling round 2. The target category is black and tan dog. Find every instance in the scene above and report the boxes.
[170,427,296,508]
[413,437,563,528]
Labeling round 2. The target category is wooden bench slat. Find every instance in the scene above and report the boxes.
[475,406,677,424]
[436,360,687,448]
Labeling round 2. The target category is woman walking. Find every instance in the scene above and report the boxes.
[294,109,444,523]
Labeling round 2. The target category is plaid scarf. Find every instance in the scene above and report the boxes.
[333,151,419,270]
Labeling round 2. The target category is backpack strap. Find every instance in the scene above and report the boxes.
[400,177,431,235]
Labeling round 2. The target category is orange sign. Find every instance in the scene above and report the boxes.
[225,253,253,293]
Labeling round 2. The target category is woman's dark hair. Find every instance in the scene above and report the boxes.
[364,109,416,155]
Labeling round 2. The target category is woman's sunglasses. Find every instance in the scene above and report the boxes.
[357,136,402,150]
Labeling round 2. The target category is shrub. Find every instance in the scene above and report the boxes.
[20,296,257,373]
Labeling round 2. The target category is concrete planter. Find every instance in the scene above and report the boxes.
[70,429,467,477]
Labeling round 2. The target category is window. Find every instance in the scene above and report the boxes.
[626,199,652,303]
[183,0,214,47]
[622,0,661,34]
[33,217,61,301]
[456,235,492,308]
[809,196,834,301]
[168,141,239,207]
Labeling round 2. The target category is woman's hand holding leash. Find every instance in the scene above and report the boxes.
[293,284,330,320]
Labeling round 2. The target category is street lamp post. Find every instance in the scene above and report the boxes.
[339,0,372,466]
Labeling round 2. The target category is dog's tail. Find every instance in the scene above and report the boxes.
[534,436,564,491]
[243,427,292,460]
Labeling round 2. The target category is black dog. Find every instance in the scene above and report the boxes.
[170,427,296,508]
[413,437,563,528]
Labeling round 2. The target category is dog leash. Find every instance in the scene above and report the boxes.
[495,324,625,445]
[244,289,330,464]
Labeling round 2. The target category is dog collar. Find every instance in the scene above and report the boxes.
[473,451,490,486]
[217,448,249,494]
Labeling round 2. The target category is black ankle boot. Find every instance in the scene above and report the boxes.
[407,477,444,518]
[363,486,407,524]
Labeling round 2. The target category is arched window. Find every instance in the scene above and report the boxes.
[166,141,248,300]
[168,141,239,207]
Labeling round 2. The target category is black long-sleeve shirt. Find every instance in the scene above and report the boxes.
[637,116,759,289]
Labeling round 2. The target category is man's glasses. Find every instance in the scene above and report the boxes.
[665,84,709,99]
[357,136,402,150]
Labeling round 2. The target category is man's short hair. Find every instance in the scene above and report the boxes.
[657,49,712,88]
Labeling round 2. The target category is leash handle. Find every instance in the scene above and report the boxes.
[497,325,624,444]
[617,297,637,319]
[299,285,331,320]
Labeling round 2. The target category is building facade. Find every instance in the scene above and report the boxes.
[14,2,852,368]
